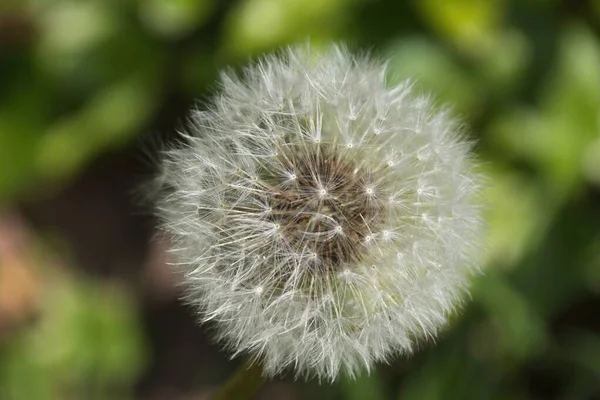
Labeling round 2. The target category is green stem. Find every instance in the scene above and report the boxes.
[211,360,267,400]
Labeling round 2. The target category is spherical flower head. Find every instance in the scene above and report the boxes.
[154,44,484,381]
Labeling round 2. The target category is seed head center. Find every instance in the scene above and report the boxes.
[268,149,385,271]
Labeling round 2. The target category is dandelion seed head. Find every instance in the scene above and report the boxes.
[153,44,484,381]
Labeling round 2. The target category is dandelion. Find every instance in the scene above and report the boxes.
[153,44,483,382]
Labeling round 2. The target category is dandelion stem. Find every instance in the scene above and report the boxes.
[211,360,266,400]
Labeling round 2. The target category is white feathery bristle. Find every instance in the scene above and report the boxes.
[153,44,484,381]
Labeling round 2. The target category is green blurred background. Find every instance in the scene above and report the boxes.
[1,0,600,399]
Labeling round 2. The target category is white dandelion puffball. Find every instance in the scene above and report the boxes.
[154,45,483,381]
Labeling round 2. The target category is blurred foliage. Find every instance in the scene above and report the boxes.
[0,272,145,400]
[1,0,600,399]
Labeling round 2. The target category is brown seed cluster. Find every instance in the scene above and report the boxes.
[267,148,386,272]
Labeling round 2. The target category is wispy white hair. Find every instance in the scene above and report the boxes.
[153,44,483,381]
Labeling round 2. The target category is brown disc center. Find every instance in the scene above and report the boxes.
[267,149,385,271]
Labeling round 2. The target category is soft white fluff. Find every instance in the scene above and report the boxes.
[154,45,483,381]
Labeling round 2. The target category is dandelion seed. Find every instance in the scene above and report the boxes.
[153,44,484,381]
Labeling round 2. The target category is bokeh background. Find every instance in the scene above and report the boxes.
[1,0,600,399]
